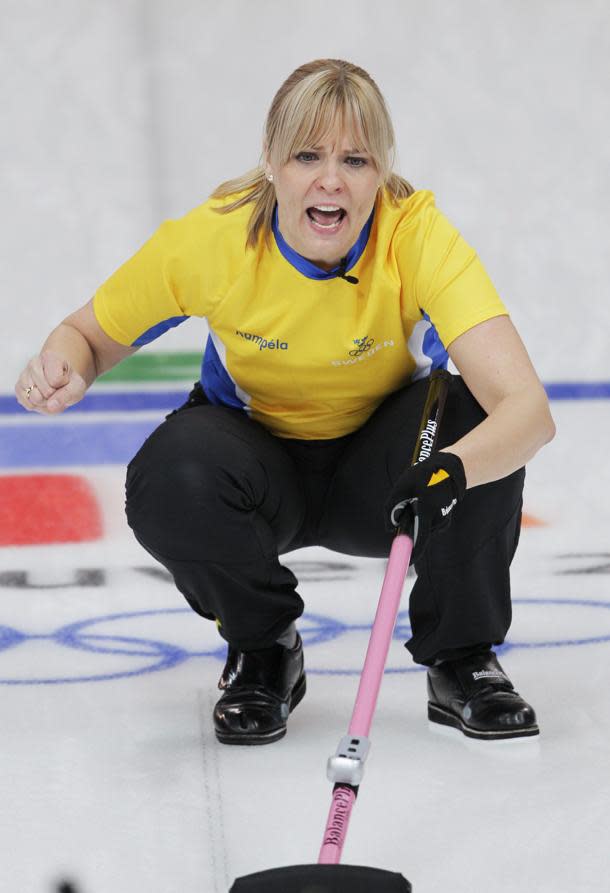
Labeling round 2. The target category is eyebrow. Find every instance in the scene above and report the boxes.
[310,145,368,154]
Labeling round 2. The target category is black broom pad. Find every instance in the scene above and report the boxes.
[230,863,412,891]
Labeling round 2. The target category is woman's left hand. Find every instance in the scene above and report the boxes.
[385,451,466,560]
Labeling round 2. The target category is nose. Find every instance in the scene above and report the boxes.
[315,157,344,192]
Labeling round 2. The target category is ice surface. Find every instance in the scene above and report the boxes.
[1,401,609,892]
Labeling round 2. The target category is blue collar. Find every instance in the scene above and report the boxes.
[272,204,374,280]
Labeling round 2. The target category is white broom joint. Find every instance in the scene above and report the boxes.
[326,735,371,786]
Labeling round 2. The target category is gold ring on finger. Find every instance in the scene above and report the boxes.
[25,385,34,398]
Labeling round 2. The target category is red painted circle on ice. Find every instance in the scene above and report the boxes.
[0,475,102,545]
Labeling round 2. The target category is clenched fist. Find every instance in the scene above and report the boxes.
[385,451,467,561]
[15,349,87,414]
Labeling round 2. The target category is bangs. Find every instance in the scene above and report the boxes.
[273,79,388,172]
[291,100,367,155]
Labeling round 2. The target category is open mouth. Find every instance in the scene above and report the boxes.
[306,205,347,232]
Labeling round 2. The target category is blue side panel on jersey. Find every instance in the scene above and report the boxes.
[131,316,190,347]
[200,335,246,410]
[0,421,159,467]
[422,313,449,370]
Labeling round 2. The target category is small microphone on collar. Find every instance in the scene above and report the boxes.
[337,256,359,285]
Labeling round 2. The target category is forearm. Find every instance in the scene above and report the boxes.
[41,323,99,387]
[441,385,555,488]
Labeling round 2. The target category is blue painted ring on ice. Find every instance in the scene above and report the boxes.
[0,598,608,684]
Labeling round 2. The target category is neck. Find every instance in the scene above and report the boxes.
[310,257,340,272]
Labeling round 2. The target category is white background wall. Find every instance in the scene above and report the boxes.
[2,0,609,386]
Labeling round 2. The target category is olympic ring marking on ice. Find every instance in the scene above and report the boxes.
[0,598,609,685]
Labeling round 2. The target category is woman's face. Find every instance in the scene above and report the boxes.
[266,131,381,271]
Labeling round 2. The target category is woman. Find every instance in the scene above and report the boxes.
[15,59,555,745]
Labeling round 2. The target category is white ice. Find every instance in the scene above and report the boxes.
[1,401,609,893]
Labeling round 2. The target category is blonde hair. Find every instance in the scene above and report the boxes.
[210,59,414,249]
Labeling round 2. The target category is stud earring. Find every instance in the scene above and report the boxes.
[267,173,274,182]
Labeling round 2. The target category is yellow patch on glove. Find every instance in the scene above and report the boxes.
[427,469,450,487]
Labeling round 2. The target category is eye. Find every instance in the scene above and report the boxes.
[345,156,367,167]
[296,151,318,163]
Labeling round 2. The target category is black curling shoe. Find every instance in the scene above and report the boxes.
[427,650,539,740]
[214,634,306,745]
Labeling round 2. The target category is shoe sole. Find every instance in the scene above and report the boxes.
[215,674,307,746]
[428,702,540,741]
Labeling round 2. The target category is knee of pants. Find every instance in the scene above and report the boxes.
[125,422,274,562]
[417,465,525,573]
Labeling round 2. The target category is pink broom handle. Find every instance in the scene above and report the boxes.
[318,784,359,864]
[319,369,452,865]
[349,532,413,737]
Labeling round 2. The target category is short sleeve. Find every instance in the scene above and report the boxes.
[93,219,197,347]
[397,201,508,347]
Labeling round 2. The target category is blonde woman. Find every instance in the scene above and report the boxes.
[15,59,554,744]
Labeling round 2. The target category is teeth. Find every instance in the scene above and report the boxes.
[306,205,345,229]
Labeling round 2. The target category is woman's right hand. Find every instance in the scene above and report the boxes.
[15,349,88,415]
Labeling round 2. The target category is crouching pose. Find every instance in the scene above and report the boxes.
[16,59,554,743]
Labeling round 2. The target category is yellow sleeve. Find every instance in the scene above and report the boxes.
[397,199,508,347]
[93,220,194,346]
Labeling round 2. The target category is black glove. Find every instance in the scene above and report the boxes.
[384,452,467,562]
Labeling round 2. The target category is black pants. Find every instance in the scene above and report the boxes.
[125,376,524,666]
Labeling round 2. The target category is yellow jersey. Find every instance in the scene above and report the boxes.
[93,188,507,439]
